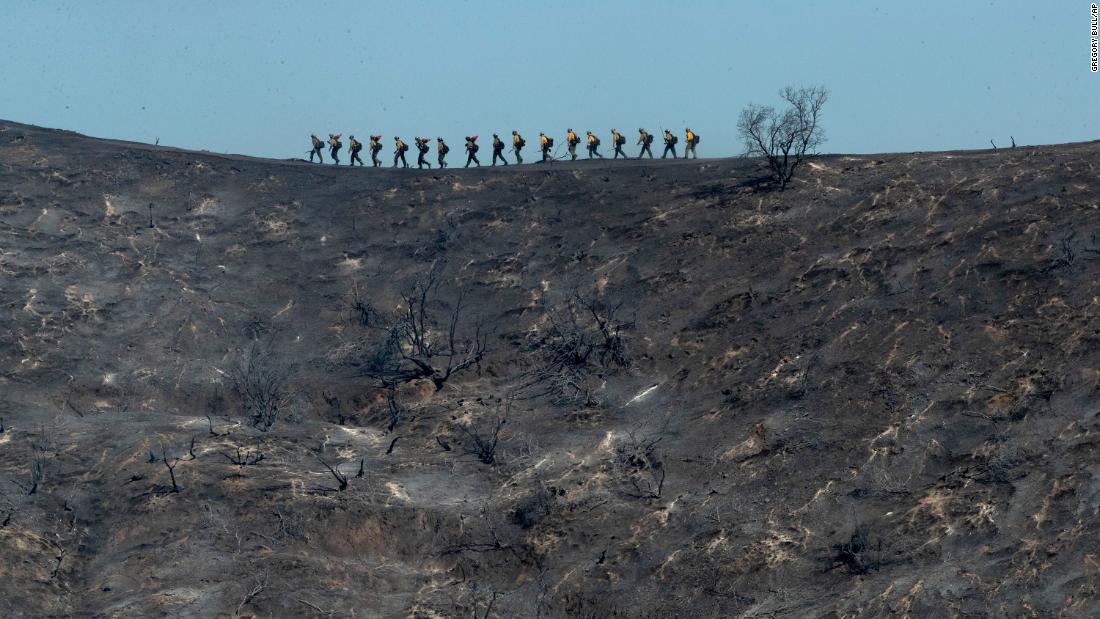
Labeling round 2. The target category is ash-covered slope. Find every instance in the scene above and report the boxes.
[2,120,1100,617]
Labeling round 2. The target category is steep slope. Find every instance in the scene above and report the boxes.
[2,120,1100,617]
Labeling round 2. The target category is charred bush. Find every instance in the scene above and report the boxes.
[461,417,506,465]
[228,342,292,431]
[355,263,487,392]
[615,430,665,499]
[524,290,634,405]
[830,528,881,575]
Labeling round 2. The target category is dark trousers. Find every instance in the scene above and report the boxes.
[638,143,653,158]
[371,148,381,166]
[588,145,603,158]
[394,151,408,167]
[417,150,431,168]
[492,149,508,165]
[350,150,363,165]
[541,147,552,162]
[662,143,677,158]
[514,148,523,164]
[613,144,627,158]
[330,148,340,164]
[685,143,697,158]
[438,153,447,168]
[466,151,480,167]
[310,147,323,162]
[568,142,577,160]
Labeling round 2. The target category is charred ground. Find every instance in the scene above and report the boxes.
[2,120,1100,617]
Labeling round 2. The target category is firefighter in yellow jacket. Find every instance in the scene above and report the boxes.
[685,128,698,159]
[636,128,654,159]
[587,131,603,159]
[539,133,554,163]
[611,129,627,159]
[369,135,383,167]
[393,136,409,168]
[566,128,580,161]
[512,131,526,164]
[348,135,364,166]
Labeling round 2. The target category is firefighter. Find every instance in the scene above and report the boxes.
[415,137,431,169]
[369,135,383,167]
[437,137,449,168]
[491,134,509,166]
[637,128,654,159]
[586,131,603,158]
[566,128,580,161]
[661,129,678,159]
[611,129,628,159]
[348,135,364,166]
[465,136,481,167]
[328,133,342,164]
[539,132,554,163]
[308,134,324,162]
[685,128,699,159]
[393,136,409,168]
[512,131,525,164]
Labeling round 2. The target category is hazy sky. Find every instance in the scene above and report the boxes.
[1,1,1096,158]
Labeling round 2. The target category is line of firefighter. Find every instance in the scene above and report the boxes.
[308,128,699,168]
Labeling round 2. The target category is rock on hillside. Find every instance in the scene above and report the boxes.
[2,120,1100,616]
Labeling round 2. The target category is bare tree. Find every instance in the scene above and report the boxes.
[235,572,269,617]
[316,455,349,491]
[163,448,181,493]
[737,85,829,190]
[359,263,487,392]
[229,342,292,431]
[223,444,265,466]
[460,418,506,465]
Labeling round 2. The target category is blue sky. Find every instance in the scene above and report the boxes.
[1,1,1096,158]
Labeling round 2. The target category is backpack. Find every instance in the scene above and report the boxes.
[644,134,654,145]
[517,138,526,148]
[670,135,679,145]
[546,137,554,148]
[615,134,625,146]
[693,134,700,145]
[592,137,601,147]
[442,144,450,154]
[399,143,409,152]
[470,143,479,152]
[418,142,429,153]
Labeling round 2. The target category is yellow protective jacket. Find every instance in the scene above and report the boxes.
[513,133,523,147]
[686,130,695,143]
[567,131,578,144]
[395,138,406,151]
[540,134,549,147]
[587,133,597,145]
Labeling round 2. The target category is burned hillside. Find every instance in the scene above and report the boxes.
[2,120,1100,617]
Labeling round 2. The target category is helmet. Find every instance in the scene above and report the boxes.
[567,128,572,132]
